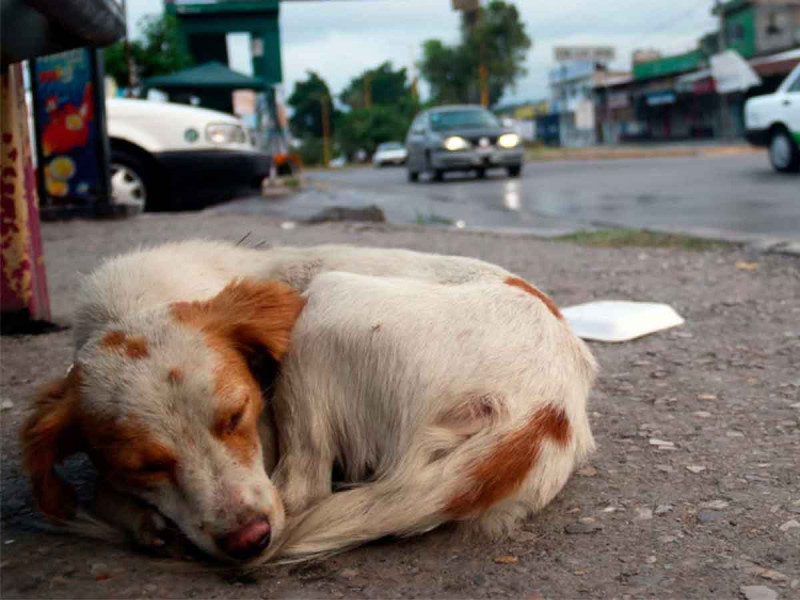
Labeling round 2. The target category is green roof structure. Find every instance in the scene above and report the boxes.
[144,61,265,91]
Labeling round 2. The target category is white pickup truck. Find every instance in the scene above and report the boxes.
[744,63,800,173]
[107,98,270,210]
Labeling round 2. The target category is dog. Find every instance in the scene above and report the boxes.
[21,240,596,562]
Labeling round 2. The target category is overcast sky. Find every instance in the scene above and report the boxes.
[126,0,719,103]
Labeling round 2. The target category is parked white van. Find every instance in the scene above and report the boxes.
[744,63,800,173]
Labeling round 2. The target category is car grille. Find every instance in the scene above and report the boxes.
[465,135,499,146]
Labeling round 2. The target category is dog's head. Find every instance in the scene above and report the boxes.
[21,279,304,561]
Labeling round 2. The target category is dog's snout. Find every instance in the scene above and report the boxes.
[215,515,271,560]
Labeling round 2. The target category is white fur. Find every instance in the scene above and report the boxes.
[47,241,596,562]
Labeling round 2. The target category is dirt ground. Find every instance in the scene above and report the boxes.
[1,213,799,599]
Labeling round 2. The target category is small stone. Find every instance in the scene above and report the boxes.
[726,430,745,438]
[656,464,675,473]
[659,535,677,543]
[740,585,777,600]
[635,508,653,520]
[700,500,729,510]
[143,584,158,593]
[686,465,706,474]
[565,522,602,534]
[779,519,800,532]
[696,510,718,523]
[90,563,111,581]
[579,516,596,524]
[655,504,673,515]
[696,393,718,401]
[1,399,13,410]
[694,411,712,418]
[760,569,788,582]
[339,568,359,579]
[645,555,657,564]
[735,261,759,271]
[492,554,518,564]
[576,466,597,477]
[649,438,676,449]
[280,221,296,230]
[602,506,620,513]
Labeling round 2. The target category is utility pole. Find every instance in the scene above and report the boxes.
[320,95,331,166]
[715,0,730,139]
[454,0,488,106]
[120,0,136,95]
[364,72,372,109]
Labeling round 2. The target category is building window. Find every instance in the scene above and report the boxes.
[765,12,782,36]
[726,21,744,44]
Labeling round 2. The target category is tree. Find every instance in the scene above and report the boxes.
[287,71,335,139]
[104,15,192,89]
[336,105,411,158]
[419,1,531,107]
[335,62,419,158]
[339,62,415,114]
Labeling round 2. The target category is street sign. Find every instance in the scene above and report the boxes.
[554,46,615,63]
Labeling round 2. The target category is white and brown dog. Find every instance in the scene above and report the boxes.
[21,241,596,563]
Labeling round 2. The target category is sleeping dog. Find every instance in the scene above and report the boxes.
[21,241,596,562]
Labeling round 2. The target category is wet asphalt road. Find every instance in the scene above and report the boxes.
[214,152,800,241]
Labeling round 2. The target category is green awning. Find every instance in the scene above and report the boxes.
[144,61,265,90]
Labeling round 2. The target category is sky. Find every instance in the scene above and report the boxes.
[125,0,719,104]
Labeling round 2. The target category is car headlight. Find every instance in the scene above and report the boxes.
[443,136,470,151]
[205,123,247,145]
[497,133,521,149]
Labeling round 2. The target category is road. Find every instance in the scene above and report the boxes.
[214,151,800,242]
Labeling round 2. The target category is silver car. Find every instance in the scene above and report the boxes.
[405,105,524,182]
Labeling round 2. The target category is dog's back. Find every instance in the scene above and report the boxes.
[271,272,596,558]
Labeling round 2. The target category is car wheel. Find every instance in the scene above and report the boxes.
[475,167,486,179]
[507,164,522,178]
[407,170,419,182]
[110,149,161,211]
[768,128,800,173]
[433,169,444,182]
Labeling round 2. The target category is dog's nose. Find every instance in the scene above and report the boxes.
[215,515,271,560]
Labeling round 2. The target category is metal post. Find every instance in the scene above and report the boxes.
[321,95,331,166]
[715,0,729,139]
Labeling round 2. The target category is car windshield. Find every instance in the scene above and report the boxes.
[429,109,500,132]
[378,142,403,150]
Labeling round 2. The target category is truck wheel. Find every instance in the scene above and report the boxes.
[110,148,163,211]
[768,128,800,173]
[407,169,419,182]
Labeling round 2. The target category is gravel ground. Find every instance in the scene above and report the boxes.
[2,213,799,599]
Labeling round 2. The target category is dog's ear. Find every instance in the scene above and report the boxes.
[20,365,83,521]
[172,279,306,361]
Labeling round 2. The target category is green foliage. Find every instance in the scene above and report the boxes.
[294,137,325,166]
[335,62,419,159]
[103,15,192,89]
[287,71,336,139]
[336,105,411,157]
[420,1,531,107]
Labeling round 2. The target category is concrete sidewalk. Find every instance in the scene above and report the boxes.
[1,213,799,599]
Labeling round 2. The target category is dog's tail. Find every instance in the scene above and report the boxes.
[269,467,450,562]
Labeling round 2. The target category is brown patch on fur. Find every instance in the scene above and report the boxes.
[444,405,571,518]
[20,366,84,521]
[170,279,305,467]
[504,276,563,320]
[170,278,306,361]
[84,416,178,488]
[125,336,149,359]
[101,330,150,359]
[167,368,184,384]
[101,330,127,350]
